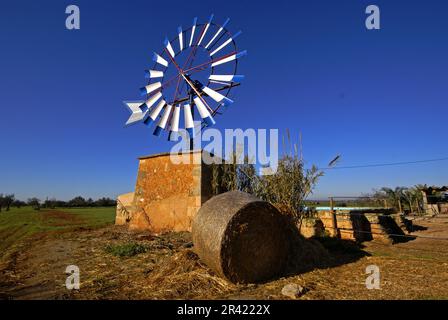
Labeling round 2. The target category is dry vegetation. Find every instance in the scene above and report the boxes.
[211,134,325,222]
[1,209,447,300]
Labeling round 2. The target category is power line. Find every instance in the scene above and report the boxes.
[321,156,448,170]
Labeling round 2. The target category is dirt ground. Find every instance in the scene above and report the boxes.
[1,214,448,300]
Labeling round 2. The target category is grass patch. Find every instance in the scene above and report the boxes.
[104,242,148,257]
[61,207,116,228]
[0,206,115,260]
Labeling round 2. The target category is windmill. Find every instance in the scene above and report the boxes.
[124,15,246,149]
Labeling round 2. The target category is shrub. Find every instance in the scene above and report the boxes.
[210,132,326,222]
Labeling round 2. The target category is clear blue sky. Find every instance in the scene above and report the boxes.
[1,0,447,201]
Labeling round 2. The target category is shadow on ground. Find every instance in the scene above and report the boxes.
[282,225,370,279]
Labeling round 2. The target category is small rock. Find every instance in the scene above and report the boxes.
[281,283,306,299]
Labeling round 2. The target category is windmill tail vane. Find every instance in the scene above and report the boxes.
[123,15,246,141]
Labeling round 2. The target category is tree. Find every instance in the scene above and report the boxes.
[12,200,26,208]
[44,198,57,209]
[0,194,3,212]
[68,196,87,207]
[27,198,41,210]
[95,197,116,207]
[3,194,15,211]
[86,198,94,207]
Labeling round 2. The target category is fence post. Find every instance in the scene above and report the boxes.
[330,197,339,238]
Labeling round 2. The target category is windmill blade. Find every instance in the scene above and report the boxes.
[154,104,173,136]
[204,18,230,49]
[211,50,247,67]
[189,17,198,47]
[144,70,164,79]
[209,31,241,56]
[209,74,244,82]
[178,26,184,51]
[197,14,214,46]
[143,91,162,110]
[153,53,168,67]
[193,97,215,126]
[202,86,234,107]
[169,105,181,133]
[184,104,195,138]
[123,101,146,126]
[209,80,232,86]
[144,99,165,126]
[164,38,176,57]
[168,105,181,141]
[140,82,162,96]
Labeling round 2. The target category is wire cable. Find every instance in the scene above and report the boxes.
[320,156,448,170]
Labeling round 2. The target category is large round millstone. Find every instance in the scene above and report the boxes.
[192,191,289,283]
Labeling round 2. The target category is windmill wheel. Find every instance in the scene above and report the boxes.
[124,15,246,141]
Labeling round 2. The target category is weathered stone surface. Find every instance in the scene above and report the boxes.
[115,192,135,225]
[124,151,215,234]
[128,209,152,231]
[299,218,325,238]
[314,209,404,243]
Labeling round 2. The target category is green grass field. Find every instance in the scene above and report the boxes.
[0,206,115,258]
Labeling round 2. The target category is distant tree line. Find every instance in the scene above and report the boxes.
[367,185,427,214]
[0,194,116,211]
[306,185,434,215]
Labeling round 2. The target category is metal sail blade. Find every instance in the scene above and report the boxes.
[211,50,247,67]
[169,105,181,133]
[193,97,215,126]
[178,26,184,52]
[189,17,197,47]
[144,99,165,126]
[139,82,162,96]
[184,104,195,138]
[144,70,164,79]
[209,31,241,56]
[209,74,244,82]
[205,18,229,49]
[143,91,162,109]
[152,53,168,67]
[164,38,176,57]
[202,86,233,106]
[197,14,214,46]
[154,104,173,136]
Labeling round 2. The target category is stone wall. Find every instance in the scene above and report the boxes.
[122,151,214,234]
[300,209,411,243]
[426,203,448,215]
[299,218,326,238]
[115,192,135,225]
